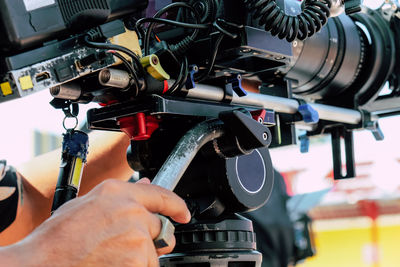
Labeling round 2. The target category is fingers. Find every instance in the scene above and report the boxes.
[128,239,159,267]
[142,212,176,260]
[156,234,176,256]
[90,179,190,223]
[147,238,160,267]
[129,180,187,257]
[145,211,163,240]
[127,182,191,224]
[134,178,190,222]
[85,179,190,265]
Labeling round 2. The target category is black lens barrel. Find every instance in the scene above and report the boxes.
[285,8,395,109]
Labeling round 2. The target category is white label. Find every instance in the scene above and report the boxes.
[23,0,55,11]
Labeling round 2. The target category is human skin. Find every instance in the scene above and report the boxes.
[0,178,191,267]
[0,80,260,246]
[0,131,135,245]
[0,80,259,265]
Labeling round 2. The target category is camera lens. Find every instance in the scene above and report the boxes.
[284,9,396,109]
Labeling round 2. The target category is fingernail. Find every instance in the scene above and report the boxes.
[185,210,192,223]
[137,178,151,184]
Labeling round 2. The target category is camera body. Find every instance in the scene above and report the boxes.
[0,0,147,53]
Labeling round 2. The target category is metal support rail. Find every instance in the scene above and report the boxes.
[186,84,377,125]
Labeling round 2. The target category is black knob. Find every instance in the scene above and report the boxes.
[344,0,362,15]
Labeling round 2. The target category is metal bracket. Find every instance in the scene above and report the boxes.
[331,127,356,180]
[360,110,384,141]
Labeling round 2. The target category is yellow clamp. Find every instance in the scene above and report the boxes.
[140,54,170,81]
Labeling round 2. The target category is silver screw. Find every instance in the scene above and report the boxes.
[241,48,252,53]
[262,132,268,141]
[258,118,264,123]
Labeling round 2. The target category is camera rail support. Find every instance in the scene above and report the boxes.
[185,84,378,125]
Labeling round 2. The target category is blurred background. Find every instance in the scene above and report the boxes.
[0,0,399,266]
[271,115,400,267]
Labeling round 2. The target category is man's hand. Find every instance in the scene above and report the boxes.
[1,179,191,267]
[0,132,134,245]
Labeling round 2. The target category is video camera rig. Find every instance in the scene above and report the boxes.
[0,0,399,266]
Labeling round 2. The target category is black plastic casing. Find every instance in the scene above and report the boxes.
[0,0,148,54]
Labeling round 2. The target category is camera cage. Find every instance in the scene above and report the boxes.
[0,0,400,266]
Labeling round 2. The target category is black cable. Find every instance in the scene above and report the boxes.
[195,33,224,82]
[176,57,189,94]
[83,36,145,77]
[143,2,201,55]
[166,56,189,95]
[137,3,203,94]
[213,20,238,39]
[111,52,140,96]
[136,17,209,30]
[136,16,208,56]
[136,2,243,90]
[244,0,332,42]
[111,52,137,80]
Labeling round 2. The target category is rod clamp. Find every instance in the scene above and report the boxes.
[226,75,247,98]
[185,65,199,90]
[296,99,319,124]
[360,110,384,141]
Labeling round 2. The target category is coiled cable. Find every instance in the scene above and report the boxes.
[244,0,332,42]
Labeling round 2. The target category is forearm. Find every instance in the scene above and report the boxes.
[78,131,133,195]
[0,131,133,245]
[17,131,132,197]
[0,179,190,267]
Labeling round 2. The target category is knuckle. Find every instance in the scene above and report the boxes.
[158,235,176,255]
[128,256,147,267]
[154,187,173,210]
[166,235,176,253]
[129,227,153,245]
[132,229,149,242]
[128,202,149,218]
[96,179,122,196]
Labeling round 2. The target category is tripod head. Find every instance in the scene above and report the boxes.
[125,110,275,267]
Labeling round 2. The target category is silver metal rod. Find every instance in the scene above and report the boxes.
[152,120,224,190]
[186,84,367,125]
